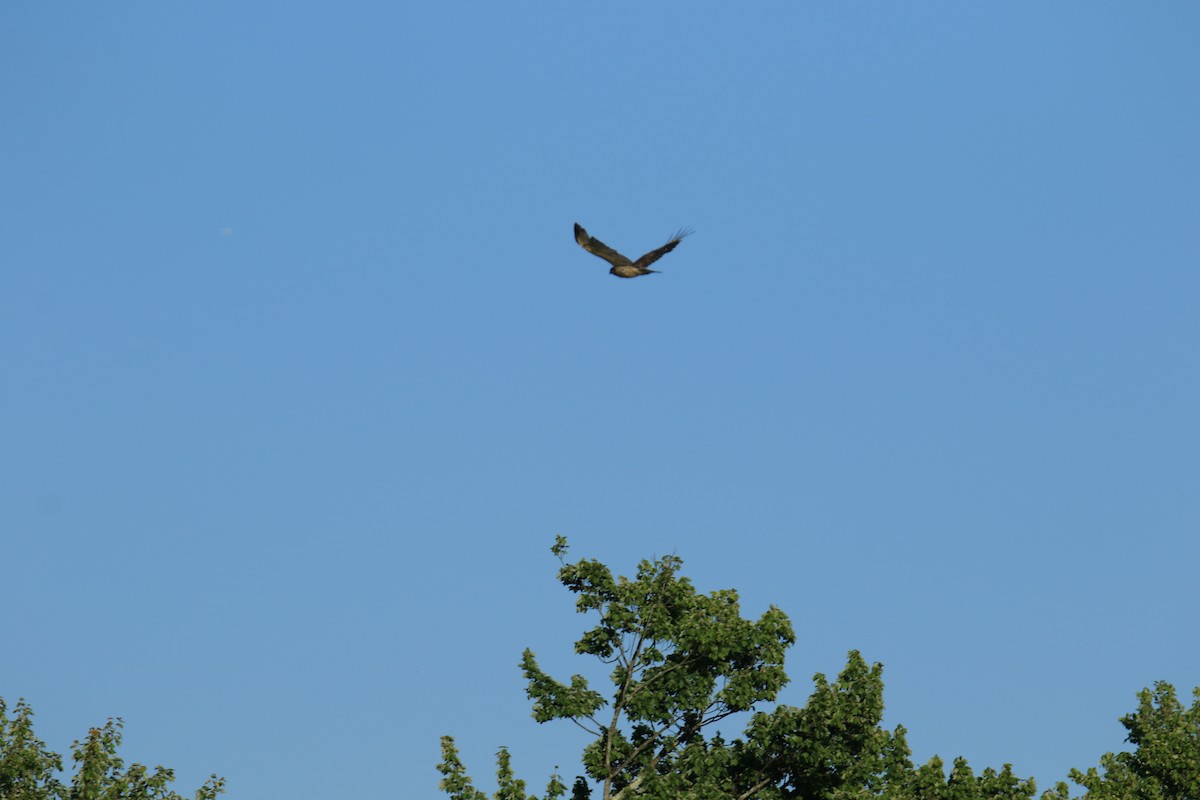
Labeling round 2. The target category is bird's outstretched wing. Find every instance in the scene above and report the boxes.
[575,223,632,267]
[633,228,693,270]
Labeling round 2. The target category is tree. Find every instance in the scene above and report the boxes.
[897,756,1037,800]
[1044,682,1200,800]
[439,537,1037,800]
[0,698,224,800]
[0,698,62,800]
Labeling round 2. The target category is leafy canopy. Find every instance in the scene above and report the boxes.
[0,698,224,800]
[1048,682,1200,800]
[439,538,1200,800]
[441,539,920,800]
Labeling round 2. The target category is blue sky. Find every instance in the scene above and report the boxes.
[2,3,1198,798]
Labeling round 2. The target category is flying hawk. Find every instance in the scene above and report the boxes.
[574,222,692,278]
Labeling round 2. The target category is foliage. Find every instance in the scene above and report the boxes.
[438,737,567,800]
[897,756,1038,800]
[1044,682,1200,800]
[438,539,1199,800]
[438,538,1010,800]
[1,698,63,800]
[521,536,794,800]
[0,698,224,800]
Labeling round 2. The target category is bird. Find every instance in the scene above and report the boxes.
[574,222,692,279]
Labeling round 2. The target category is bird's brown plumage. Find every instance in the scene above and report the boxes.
[574,222,692,278]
